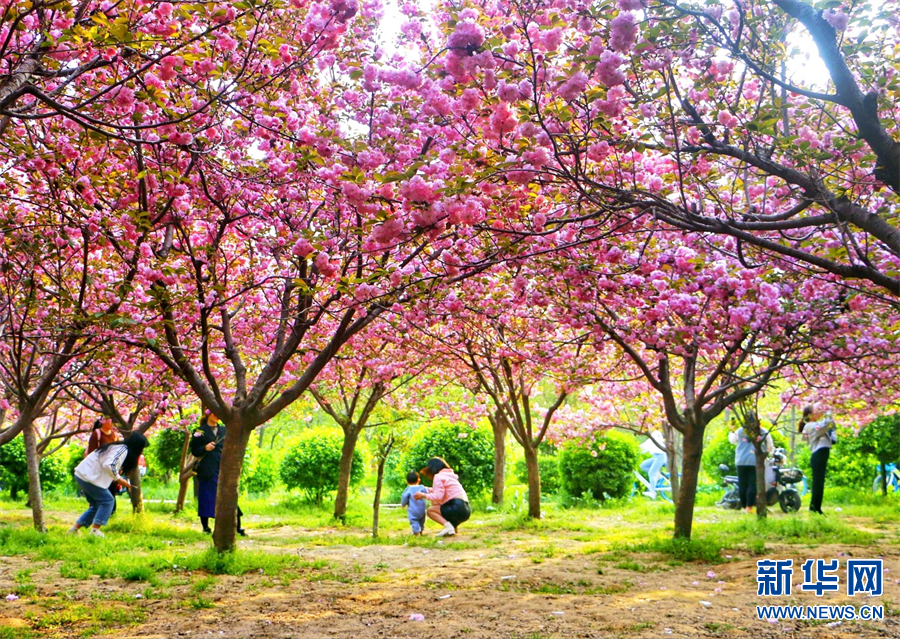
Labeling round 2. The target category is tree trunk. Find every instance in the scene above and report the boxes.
[673,424,704,539]
[128,465,144,514]
[175,475,190,514]
[22,421,46,533]
[754,443,768,519]
[212,421,251,553]
[882,461,888,497]
[257,425,266,448]
[663,424,681,504]
[174,430,191,514]
[333,426,360,521]
[372,448,390,538]
[490,415,506,505]
[523,444,541,519]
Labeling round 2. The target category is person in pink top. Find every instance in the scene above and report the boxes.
[413,457,470,537]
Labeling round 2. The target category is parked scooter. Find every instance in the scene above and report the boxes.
[765,447,804,513]
[716,464,742,510]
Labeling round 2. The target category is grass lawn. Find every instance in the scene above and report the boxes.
[0,484,897,638]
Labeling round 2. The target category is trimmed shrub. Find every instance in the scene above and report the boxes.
[243,449,279,495]
[558,430,640,500]
[149,428,187,482]
[513,455,561,494]
[390,421,494,497]
[279,428,364,504]
[0,436,68,498]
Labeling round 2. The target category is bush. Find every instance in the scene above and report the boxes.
[390,421,495,497]
[279,428,364,504]
[513,455,560,494]
[558,430,640,501]
[0,436,68,498]
[857,414,900,483]
[149,428,187,482]
[243,448,279,495]
[794,426,876,489]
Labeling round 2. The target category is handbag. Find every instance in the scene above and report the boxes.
[179,427,222,482]
[179,453,202,483]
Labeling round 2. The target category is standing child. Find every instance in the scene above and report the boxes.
[401,471,429,535]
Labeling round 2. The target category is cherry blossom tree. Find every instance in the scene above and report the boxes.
[407,267,613,519]
[309,326,430,521]
[112,0,534,551]
[412,0,900,298]
[65,351,182,511]
[545,231,899,538]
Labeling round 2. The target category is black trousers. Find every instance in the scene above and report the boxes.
[737,465,757,509]
[440,499,470,529]
[810,447,830,513]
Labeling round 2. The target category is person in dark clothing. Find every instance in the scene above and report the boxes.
[190,412,246,536]
[799,404,835,514]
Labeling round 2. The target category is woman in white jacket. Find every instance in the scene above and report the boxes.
[68,432,147,537]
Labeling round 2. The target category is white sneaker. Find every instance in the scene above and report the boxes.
[66,526,80,535]
[435,522,456,537]
[90,528,105,538]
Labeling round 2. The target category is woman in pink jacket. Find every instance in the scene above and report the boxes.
[414,457,470,537]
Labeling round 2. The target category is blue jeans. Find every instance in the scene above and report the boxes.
[640,453,667,491]
[409,515,425,534]
[75,477,116,527]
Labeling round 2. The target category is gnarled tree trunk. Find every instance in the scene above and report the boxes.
[334,426,361,521]
[754,443,768,519]
[523,444,541,519]
[212,421,251,552]
[128,466,144,514]
[372,436,394,538]
[673,424,703,539]
[22,421,46,533]
[490,414,506,505]
[174,431,191,514]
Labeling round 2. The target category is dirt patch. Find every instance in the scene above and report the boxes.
[4,533,898,639]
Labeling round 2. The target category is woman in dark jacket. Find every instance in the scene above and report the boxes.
[191,411,246,536]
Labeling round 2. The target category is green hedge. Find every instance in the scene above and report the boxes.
[279,428,364,504]
[0,436,69,498]
[558,430,640,500]
[513,455,560,494]
[389,421,494,497]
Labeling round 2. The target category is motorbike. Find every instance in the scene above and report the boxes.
[716,464,742,510]
[766,447,804,513]
[717,448,803,513]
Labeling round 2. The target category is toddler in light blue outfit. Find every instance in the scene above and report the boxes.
[401,471,429,535]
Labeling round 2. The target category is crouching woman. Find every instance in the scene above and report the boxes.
[414,457,470,537]
[68,433,148,537]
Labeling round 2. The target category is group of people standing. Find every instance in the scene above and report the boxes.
[729,404,836,515]
[68,411,244,537]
